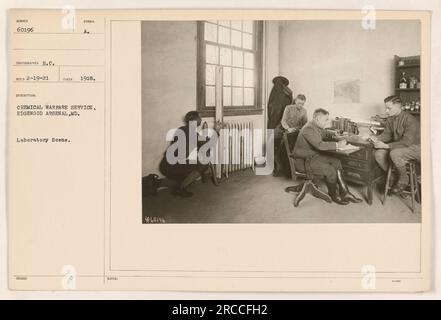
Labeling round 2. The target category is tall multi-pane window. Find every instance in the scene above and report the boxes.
[197,20,263,116]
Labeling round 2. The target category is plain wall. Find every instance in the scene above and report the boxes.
[279,20,421,121]
[264,21,280,113]
[142,21,198,176]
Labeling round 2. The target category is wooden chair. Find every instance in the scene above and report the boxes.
[283,132,332,207]
[382,160,420,213]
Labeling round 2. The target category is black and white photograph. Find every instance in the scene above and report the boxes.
[141,19,422,224]
[4,2,439,295]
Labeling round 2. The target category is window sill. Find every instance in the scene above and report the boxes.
[199,108,264,118]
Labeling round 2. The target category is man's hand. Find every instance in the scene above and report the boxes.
[373,141,390,149]
[287,127,296,133]
[337,139,347,149]
[346,133,360,144]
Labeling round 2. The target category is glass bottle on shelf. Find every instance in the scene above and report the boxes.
[409,76,417,89]
[399,72,408,89]
[415,100,420,113]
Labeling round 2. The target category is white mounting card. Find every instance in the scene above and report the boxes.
[7,9,431,292]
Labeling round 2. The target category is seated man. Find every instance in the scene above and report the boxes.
[293,108,362,205]
[276,94,308,177]
[372,95,420,193]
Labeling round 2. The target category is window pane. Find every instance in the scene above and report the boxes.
[206,44,219,64]
[243,21,254,33]
[204,22,217,42]
[244,88,254,105]
[244,69,254,87]
[223,67,231,85]
[207,20,218,24]
[243,33,253,49]
[244,52,254,69]
[231,21,242,30]
[218,26,230,45]
[231,30,242,48]
[223,86,231,106]
[232,87,243,106]
[205,64,216,85]
[232,50,243,67]
[206,86,216,106]
[232,68,243,86]
[219,47,231,66]
[219,20,230,27]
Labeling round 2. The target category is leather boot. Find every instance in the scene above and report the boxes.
[326,181,349,205]
[391,165,409,194]
[337,169,363,203]
[173,186,194,198]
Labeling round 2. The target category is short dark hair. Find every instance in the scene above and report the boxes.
[296,94,306,101]
[184,111,200,123]
[384,95,402,104]
[313,108,329,117]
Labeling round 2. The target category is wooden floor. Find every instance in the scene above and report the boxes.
[142,169,422,224]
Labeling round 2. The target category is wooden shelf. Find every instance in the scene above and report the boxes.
[396,64,420,68]
[395,55,421,121]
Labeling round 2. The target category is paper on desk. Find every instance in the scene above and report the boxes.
[337,143,360,152]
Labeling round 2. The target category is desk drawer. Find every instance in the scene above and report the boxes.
[343,168,369,183]
[342,158,369,171]
[347,148,369,161]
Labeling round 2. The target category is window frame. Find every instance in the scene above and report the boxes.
[196,21,264,117]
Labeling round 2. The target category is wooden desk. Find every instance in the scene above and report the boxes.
[325,140,384,205]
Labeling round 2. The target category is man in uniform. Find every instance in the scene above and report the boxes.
[280,94,308,133]
[293,108,362,205]
[278,94,308,177]
[372,95,420,193]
